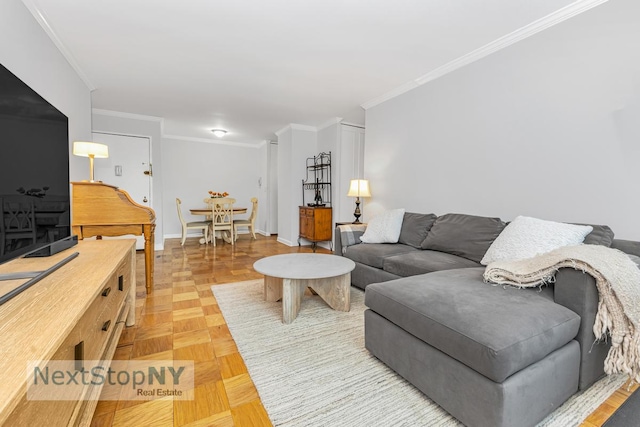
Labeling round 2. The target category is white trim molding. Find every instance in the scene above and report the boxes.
[92,108,164,122]
[290,123,318,132]
[163,134,258,148]
[275,123,317,136]
[317,117,344,131]
[361,0,609,110]
[276,237,295,247]
[274,124,291,137]
[21,0,95,91]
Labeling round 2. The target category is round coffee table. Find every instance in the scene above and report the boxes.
[253,253,356,324]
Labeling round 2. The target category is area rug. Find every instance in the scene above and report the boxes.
[212,280,626,427]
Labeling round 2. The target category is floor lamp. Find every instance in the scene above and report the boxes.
[347,179,371,224]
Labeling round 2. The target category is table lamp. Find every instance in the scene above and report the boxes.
[73,141,109,182]
[347,179,371,224]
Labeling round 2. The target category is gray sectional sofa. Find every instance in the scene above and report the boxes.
[334,212,640,427]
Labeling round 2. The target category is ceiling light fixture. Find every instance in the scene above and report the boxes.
[211,129,227,138]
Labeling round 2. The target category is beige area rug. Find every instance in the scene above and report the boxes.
[212,279,626,427]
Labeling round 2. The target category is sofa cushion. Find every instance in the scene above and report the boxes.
[580,224,614,247]
[383,250,480,277]
[421,213,506,262]
[481,216,593,265]
[360,208,405,243]
[398,212,437,248]
[365,268,580,383]
[344,243,418,269]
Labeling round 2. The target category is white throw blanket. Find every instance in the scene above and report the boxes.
[483,244,640,384]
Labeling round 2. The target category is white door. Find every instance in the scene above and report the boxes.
[91,132,152,250]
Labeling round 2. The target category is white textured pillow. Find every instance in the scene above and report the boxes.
[480,216,593,265]
[360,209,406,244]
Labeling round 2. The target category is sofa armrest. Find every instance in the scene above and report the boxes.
[334,224,367,255]
[553,268,610,390]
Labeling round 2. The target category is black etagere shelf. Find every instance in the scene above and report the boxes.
[302,152,331,207]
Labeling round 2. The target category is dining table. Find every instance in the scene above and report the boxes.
[190,205,247,244]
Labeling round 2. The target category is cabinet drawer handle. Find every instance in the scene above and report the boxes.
[102,320,111,332]
[101,287,111,297]
[75,341,84,371]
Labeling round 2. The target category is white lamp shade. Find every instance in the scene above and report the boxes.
[347,179,371,198]
[73,141,109,158]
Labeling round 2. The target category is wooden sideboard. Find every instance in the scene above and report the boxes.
[0,239,136,426]
[298,206,333,250]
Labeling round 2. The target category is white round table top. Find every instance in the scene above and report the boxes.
[253,253,355,280]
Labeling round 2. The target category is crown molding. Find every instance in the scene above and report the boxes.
[361,0,609,110]
[290,123,317,132]
[275,123,317,136]
[163,134,258,148]
[274,124,291,136]
[361,81,421,110]
[341,121,365,129]
[92,108,164,122]
[21,0,95,91]
[317,117,343,131]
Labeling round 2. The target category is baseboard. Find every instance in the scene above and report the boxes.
[276,237,294,246]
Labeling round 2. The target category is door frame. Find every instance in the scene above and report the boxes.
[91,131,154,250]
[91,130,153,209]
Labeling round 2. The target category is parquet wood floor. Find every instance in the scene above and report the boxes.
[89,235,632,427]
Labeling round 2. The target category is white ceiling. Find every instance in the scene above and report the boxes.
[23,0,591,145]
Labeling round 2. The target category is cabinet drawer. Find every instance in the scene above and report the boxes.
[6,272,127,426]
[306,209,315,217]
[299,207,307,216]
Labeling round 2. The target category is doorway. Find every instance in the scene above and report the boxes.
[91,132,152,249]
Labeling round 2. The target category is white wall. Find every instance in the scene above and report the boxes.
[275,126,317,246]
[317,122,367,224]
[365,0,640,240]
[317,122,340,218]
[92,112,164,246]
[257,141,269,235]
[267,142,279,234]
[1,0,92,183]
[161,137,261,240]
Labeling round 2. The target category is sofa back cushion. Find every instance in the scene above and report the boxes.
[421,213,506,262]
[398,212,437,248]
[579,224,614,247]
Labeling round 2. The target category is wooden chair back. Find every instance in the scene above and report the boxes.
[176,198,186,227]
[3,199,37,246]
[211,197,236,245]
[248,197,258,223]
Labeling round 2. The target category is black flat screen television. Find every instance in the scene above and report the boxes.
[0,62,72,264]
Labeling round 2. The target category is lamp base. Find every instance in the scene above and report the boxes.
[352,197,362,224]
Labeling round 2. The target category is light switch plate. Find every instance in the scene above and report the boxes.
[115,165,122,176]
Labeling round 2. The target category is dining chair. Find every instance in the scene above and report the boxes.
[234,197,258,241]
[3,199,37,251]
[176,198,210,245]
[210,197,235,246]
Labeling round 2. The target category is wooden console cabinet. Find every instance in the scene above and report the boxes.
[0,240,136,426]
[299,206,333,249]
